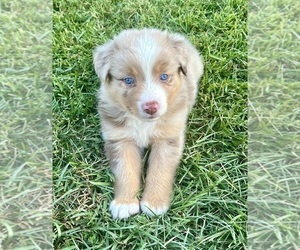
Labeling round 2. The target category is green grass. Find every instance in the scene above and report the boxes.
[53,0,247,249]
[248,0,300,249]
[0,0,52,249]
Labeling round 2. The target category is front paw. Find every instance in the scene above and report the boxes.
[109,199,140,219]
[140,199,170,216]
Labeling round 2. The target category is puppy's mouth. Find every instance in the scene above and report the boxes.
[146,115,160,121]
[138,113,161,121]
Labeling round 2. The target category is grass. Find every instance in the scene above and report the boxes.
[1,0,298,249]
[52,0,247,249]
[248,0,300,249]
[0,0,52,249]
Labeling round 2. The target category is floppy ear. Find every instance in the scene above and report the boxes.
[168,33,189,76]
[93,40,115,83]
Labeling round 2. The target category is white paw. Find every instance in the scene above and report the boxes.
[109,200,140,219]
[140,201,169,216]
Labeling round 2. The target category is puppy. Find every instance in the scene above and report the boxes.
[93,28,204,219]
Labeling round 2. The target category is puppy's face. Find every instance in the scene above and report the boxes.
[94,29,188,120]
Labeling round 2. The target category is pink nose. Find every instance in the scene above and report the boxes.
[143,101,159,115]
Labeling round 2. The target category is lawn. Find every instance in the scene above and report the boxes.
[0,0,52,249]
[248,0,300,249]
[52,0,247,249]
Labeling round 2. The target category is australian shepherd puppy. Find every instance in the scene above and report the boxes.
[93,28,204,219]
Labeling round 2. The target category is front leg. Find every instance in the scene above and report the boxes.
[105,140,142,219]
[140,136,184,216]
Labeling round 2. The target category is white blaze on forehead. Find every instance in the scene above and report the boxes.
[134,35,168,118]
[135,35,160,81]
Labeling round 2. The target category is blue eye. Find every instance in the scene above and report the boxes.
[123,77,135,85]
[160,73,169,81]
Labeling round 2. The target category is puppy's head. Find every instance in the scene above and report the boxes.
[93,29,191,120]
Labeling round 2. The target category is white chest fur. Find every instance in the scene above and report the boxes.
[126,117,159,147]
[101,113,160,148]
